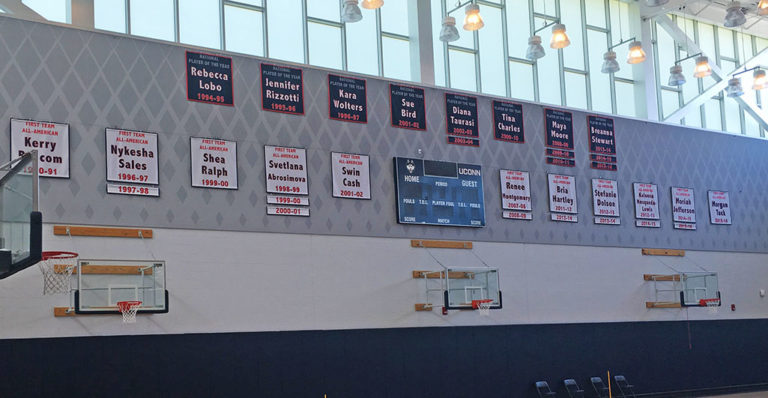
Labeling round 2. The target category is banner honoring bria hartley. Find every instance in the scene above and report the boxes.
[671,187,696,230]
[633,182,660,228]
[708,190,731,225]
[185,51,233,106]
[190,137,237,189]
[591,178,620,225]
[331,152,370,199]
[500,170,532,220]
[11,118,70,178]
[105,128,159,197]
[548,174,577,222]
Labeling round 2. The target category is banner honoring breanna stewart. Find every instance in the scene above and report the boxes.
[500,170,532,220]
[328,74,367,123]
[261,63,304,115]
[708,190,731,225]
[493,101,524,143]
[633,183,660,228]
[587,115,617,171]
[671,187,696,230]
[185,51,233,106]
[190,137,237,189]
[106,128,158,185]
[548,174,577,222]
[544,108,575,167]
[331,152,370,199]
[390,84,426,131]
[445,93,479,147]
[591,178,620,225]
[11,118,69,178]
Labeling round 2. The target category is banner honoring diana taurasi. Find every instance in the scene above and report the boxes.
[671,187,696,230]
[445,93,479,147]
[500,170,532,220]
[493,100,524,143]
[190,137,237,189]
[633,182,660,228]
[548,174,577,222]
[261,63,304,115]
[10,118,69,178]
[390,84,426,131]
[328,74,367,123]
[185,51,233,106]
[265,145,309,217]
[708,190,731,225]
[587,115,617,171]
[544,108,575,167]
[591,178,620,225]
[331,152,371,199]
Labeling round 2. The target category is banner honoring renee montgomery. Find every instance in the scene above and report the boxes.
[190,137,237,189]
[185,51,233,106]
[10,118,69,178]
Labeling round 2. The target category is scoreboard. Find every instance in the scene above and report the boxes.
[394,157,485,227]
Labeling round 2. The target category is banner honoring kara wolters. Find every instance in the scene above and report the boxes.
[11,118,69,178]
[261,63,304,115]
[328,74,367,123]
[500,170,532,220]
[190,137,237,189]
[671,187,696,230]
[633,183,660,227]
[331,152,370,199]
[548,174,577,222]
[592,178,620,225]
[106,128,158,185]
[587,115,617,171]
[708,190,731,225]
[493,101,524,143]
[390,84,426,130]
[544,109,575,167]
[445,93,479,147]
[185,51,233,106]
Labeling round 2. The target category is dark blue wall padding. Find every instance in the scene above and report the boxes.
[1,319,767,397]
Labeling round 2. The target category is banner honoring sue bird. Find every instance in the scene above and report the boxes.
[185,51,233,106]
[390,84,426,130]
[105,128,159,197]
[261,63,304,115]
[190,137,237,189]
[265,145,310,216]
[331,152,370,199]
[10,118,69,178]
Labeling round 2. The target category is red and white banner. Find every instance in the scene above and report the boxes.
[548,174,577,216]
[191,137,237,189]
[264,145,308,195]
[708,190,731,225]
[500,170,531,212]
[331,152,370,199]
[633,183,659,220]
[671,187,696,225]
[11,118,69,178]
[591,178,619,218]
[106,128,158,185]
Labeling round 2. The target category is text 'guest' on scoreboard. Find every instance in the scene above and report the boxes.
[394,157,485,227]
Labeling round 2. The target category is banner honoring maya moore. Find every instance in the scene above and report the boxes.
[106,128,158,185]
[190,137,237,189]
[11,118,69,178]
[331,152,370,199]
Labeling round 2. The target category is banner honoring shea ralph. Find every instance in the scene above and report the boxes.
[191,137,237,189]
[11,118,69,178]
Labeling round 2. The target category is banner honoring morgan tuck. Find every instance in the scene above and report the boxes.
[11,118,69,178]
[261,63,304,115]
[106,128,158,185]
[191,137,237,189]
[264,145,308,195]
[331,152,370,199]
[186,51,233,106]
[708,190,731,225]
[548,174,577,222]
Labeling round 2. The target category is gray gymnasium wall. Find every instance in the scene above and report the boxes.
[1,16,767,253]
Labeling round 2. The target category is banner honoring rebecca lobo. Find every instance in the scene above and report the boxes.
[671,187,696,230]
[591,179,620,225]
[587,115,617,171]
[500,170,532,220]
[190,137,237,189]
[493,101,524,143]
[185,51,233,106]
[390,84,426,130]
[548,174,577,222]
[10,118,69,178]
[265,145,309,217]
[261,63,304,115]
[328,74,367,123]
[708,191,731,225]
[331,152,370,199]
[633,183,660,228]
[544,108,575,167]
[445,93,479,147]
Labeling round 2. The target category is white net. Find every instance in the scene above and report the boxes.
[704,299,720,314]
[118,301,142,323]
[37,252,78,295]
[475,300,492,316]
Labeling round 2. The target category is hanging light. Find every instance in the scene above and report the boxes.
[646,0,669,6]
[341,0,363,23]
[601,51,620,73]
[724,2,746,28]
[668,64,686,86]
[725,77,744,97]
[753,69,767,90]
[439,16,460,42]
[360,0,383,9]
[463,3,484,31]
[626,41,646,64]
[550,23,570,49]
[526,35,546,60]
[759,0,768,16]
[693,56,712,78]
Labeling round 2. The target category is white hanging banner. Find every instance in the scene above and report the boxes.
[548,174,577,215]
[671,187,696,224]
[191,137,237,189]
[331,152,371,199]
[633,183,659,220]
[708,190,731,225]
[106,128,158,185]
[500,170,532,211]
[264,145,308,195]
[591,178,619,218]
[10,118,69,178]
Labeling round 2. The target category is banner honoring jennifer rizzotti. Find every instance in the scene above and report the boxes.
[265,145,309,217]
[105,128,159,197]
[261,63,304,115]
[190,137,237,189]
[186,51,233,106]
[10,118,69,178]
[331,152,370,199]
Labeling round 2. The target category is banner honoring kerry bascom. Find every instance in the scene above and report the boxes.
[10,118,69,178]
[190,137,237,189]
[331,152,370,199]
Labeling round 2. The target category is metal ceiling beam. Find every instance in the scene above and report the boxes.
[0,0,46,21]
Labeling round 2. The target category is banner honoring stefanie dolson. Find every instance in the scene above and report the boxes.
[190,137,237,189]
[105,128,158,185]
[708,190,731,225]
[591,179,619,217]
[331,152,370,199]
[185,51,233,106]
[548,174,577,214]
[261,63,304,115]
[500,170,532,220]
[10,118,69,178]
[671,187,696,229]
[587,115,617,171]
[264,145,308,195]
[328,74,367,123]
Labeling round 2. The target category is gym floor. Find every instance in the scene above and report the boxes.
[708,393,768,397]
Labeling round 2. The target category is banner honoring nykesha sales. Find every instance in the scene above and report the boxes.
[500,170,532,220]
[331,152,370,199]
[10,118,69,178]
[587,115,617,171]
[390,84,426,130]
[328,74,367,123]
[190,137,237,189]
[261,63,304,115]
[105,128,158,185]
[186,51,233,106]
[445,93,479,147]
[633,183,660,228]
[708,190,731,225]
[493,101,524,143]
[544,108,575,167]
[548,174,577,222]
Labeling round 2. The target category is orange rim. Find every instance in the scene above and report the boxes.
[41,251,78,260]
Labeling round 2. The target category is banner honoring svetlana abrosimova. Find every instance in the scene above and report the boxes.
[493,100,524,143]
[328,74,367,123]
[671,187,696,230]
[548,174,577,222]
[105,128,159,197]
[190,137,237,190]
[544,108,575,167]
[591,178,620,225]
[445,93,479,147]
[500,170,532,220]
[10,118,69,178]
[708,190,731,225]
[265,145,309,217]
[390,84,426,131]
[587,115,617,171]
[633,182,660,228]
[331,152,370,199]
[261,63,304,115]
[185,51,233,106]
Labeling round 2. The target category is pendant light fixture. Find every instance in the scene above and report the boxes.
[646,0,669,6]
[526,35,546,60]
[341,0,363,23]
[626,41,647,64]
[668,64,686,86]
[360,0,383,9]
[693,56,712,78]
[753,69,767,91]
[439,16,460,42]
[759,0,768,16]
[438,1,485,42]
[550,23,570,49]
[463,3,484,31]
[724,1,746,28]
[725,77,744,97]
[601,51,620,73]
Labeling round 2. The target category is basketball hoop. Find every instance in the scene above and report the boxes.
[37,251,78,295]
[117,300,142,323]
[700,298,720,314]
[472,299,493,316]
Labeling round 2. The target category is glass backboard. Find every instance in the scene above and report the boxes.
[75,259,168,314]
[444,267,502,310]
[0,151,41,279]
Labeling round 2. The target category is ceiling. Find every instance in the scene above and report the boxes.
[637,0,768,38]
